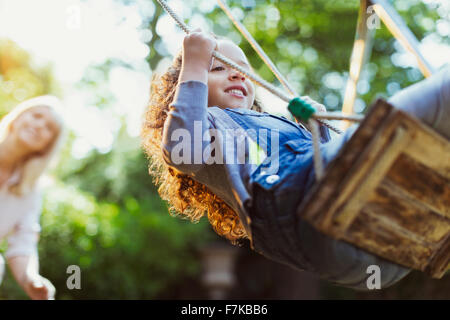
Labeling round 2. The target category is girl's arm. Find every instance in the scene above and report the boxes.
[7,253,55,300]
[178,29,216,85]
[5,190,55,299]
[161,30,218,174]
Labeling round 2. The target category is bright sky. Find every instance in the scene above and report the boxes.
[0,0,448,154]
[0,0,152,157]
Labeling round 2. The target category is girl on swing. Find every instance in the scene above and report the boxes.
[142,29,449,290]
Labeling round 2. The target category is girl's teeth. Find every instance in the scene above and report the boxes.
[228,89,243,96]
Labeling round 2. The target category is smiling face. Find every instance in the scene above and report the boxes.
[207,40,255,110]
[10,106,60,155]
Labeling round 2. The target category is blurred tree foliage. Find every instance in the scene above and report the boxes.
[202,0,447,113]
[146,0,447,113]
[0,39,214,299]
[0,39,56,117]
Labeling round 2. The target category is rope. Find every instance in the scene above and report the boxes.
[217,0,297,96]
[309,119,324,181]
[313,113,363,121]
[300,96,346,134]
[156,0,191,34]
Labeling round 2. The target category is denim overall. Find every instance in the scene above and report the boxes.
[225,108,411,290]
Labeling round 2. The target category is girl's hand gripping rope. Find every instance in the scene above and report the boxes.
[179,28,218,84]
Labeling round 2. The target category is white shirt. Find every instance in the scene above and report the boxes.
[0,170,42,259]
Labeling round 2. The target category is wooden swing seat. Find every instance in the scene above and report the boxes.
[297,98,450,279]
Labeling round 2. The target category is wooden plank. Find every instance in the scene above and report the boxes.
[426,232,450,278]
[297,99,450,278]
[318,111,411,230]
[328,178,449,273]
[345,209,434,269]
[386,154,450,218]
[342,0,375,129]
[330,126,411,232]
[299,99,394,224]
[397,114,450,179]
[366,179,450,243]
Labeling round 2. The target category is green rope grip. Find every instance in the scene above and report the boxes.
[288,97,316,122]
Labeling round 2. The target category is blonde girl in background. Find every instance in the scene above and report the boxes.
[0,95,64,300]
